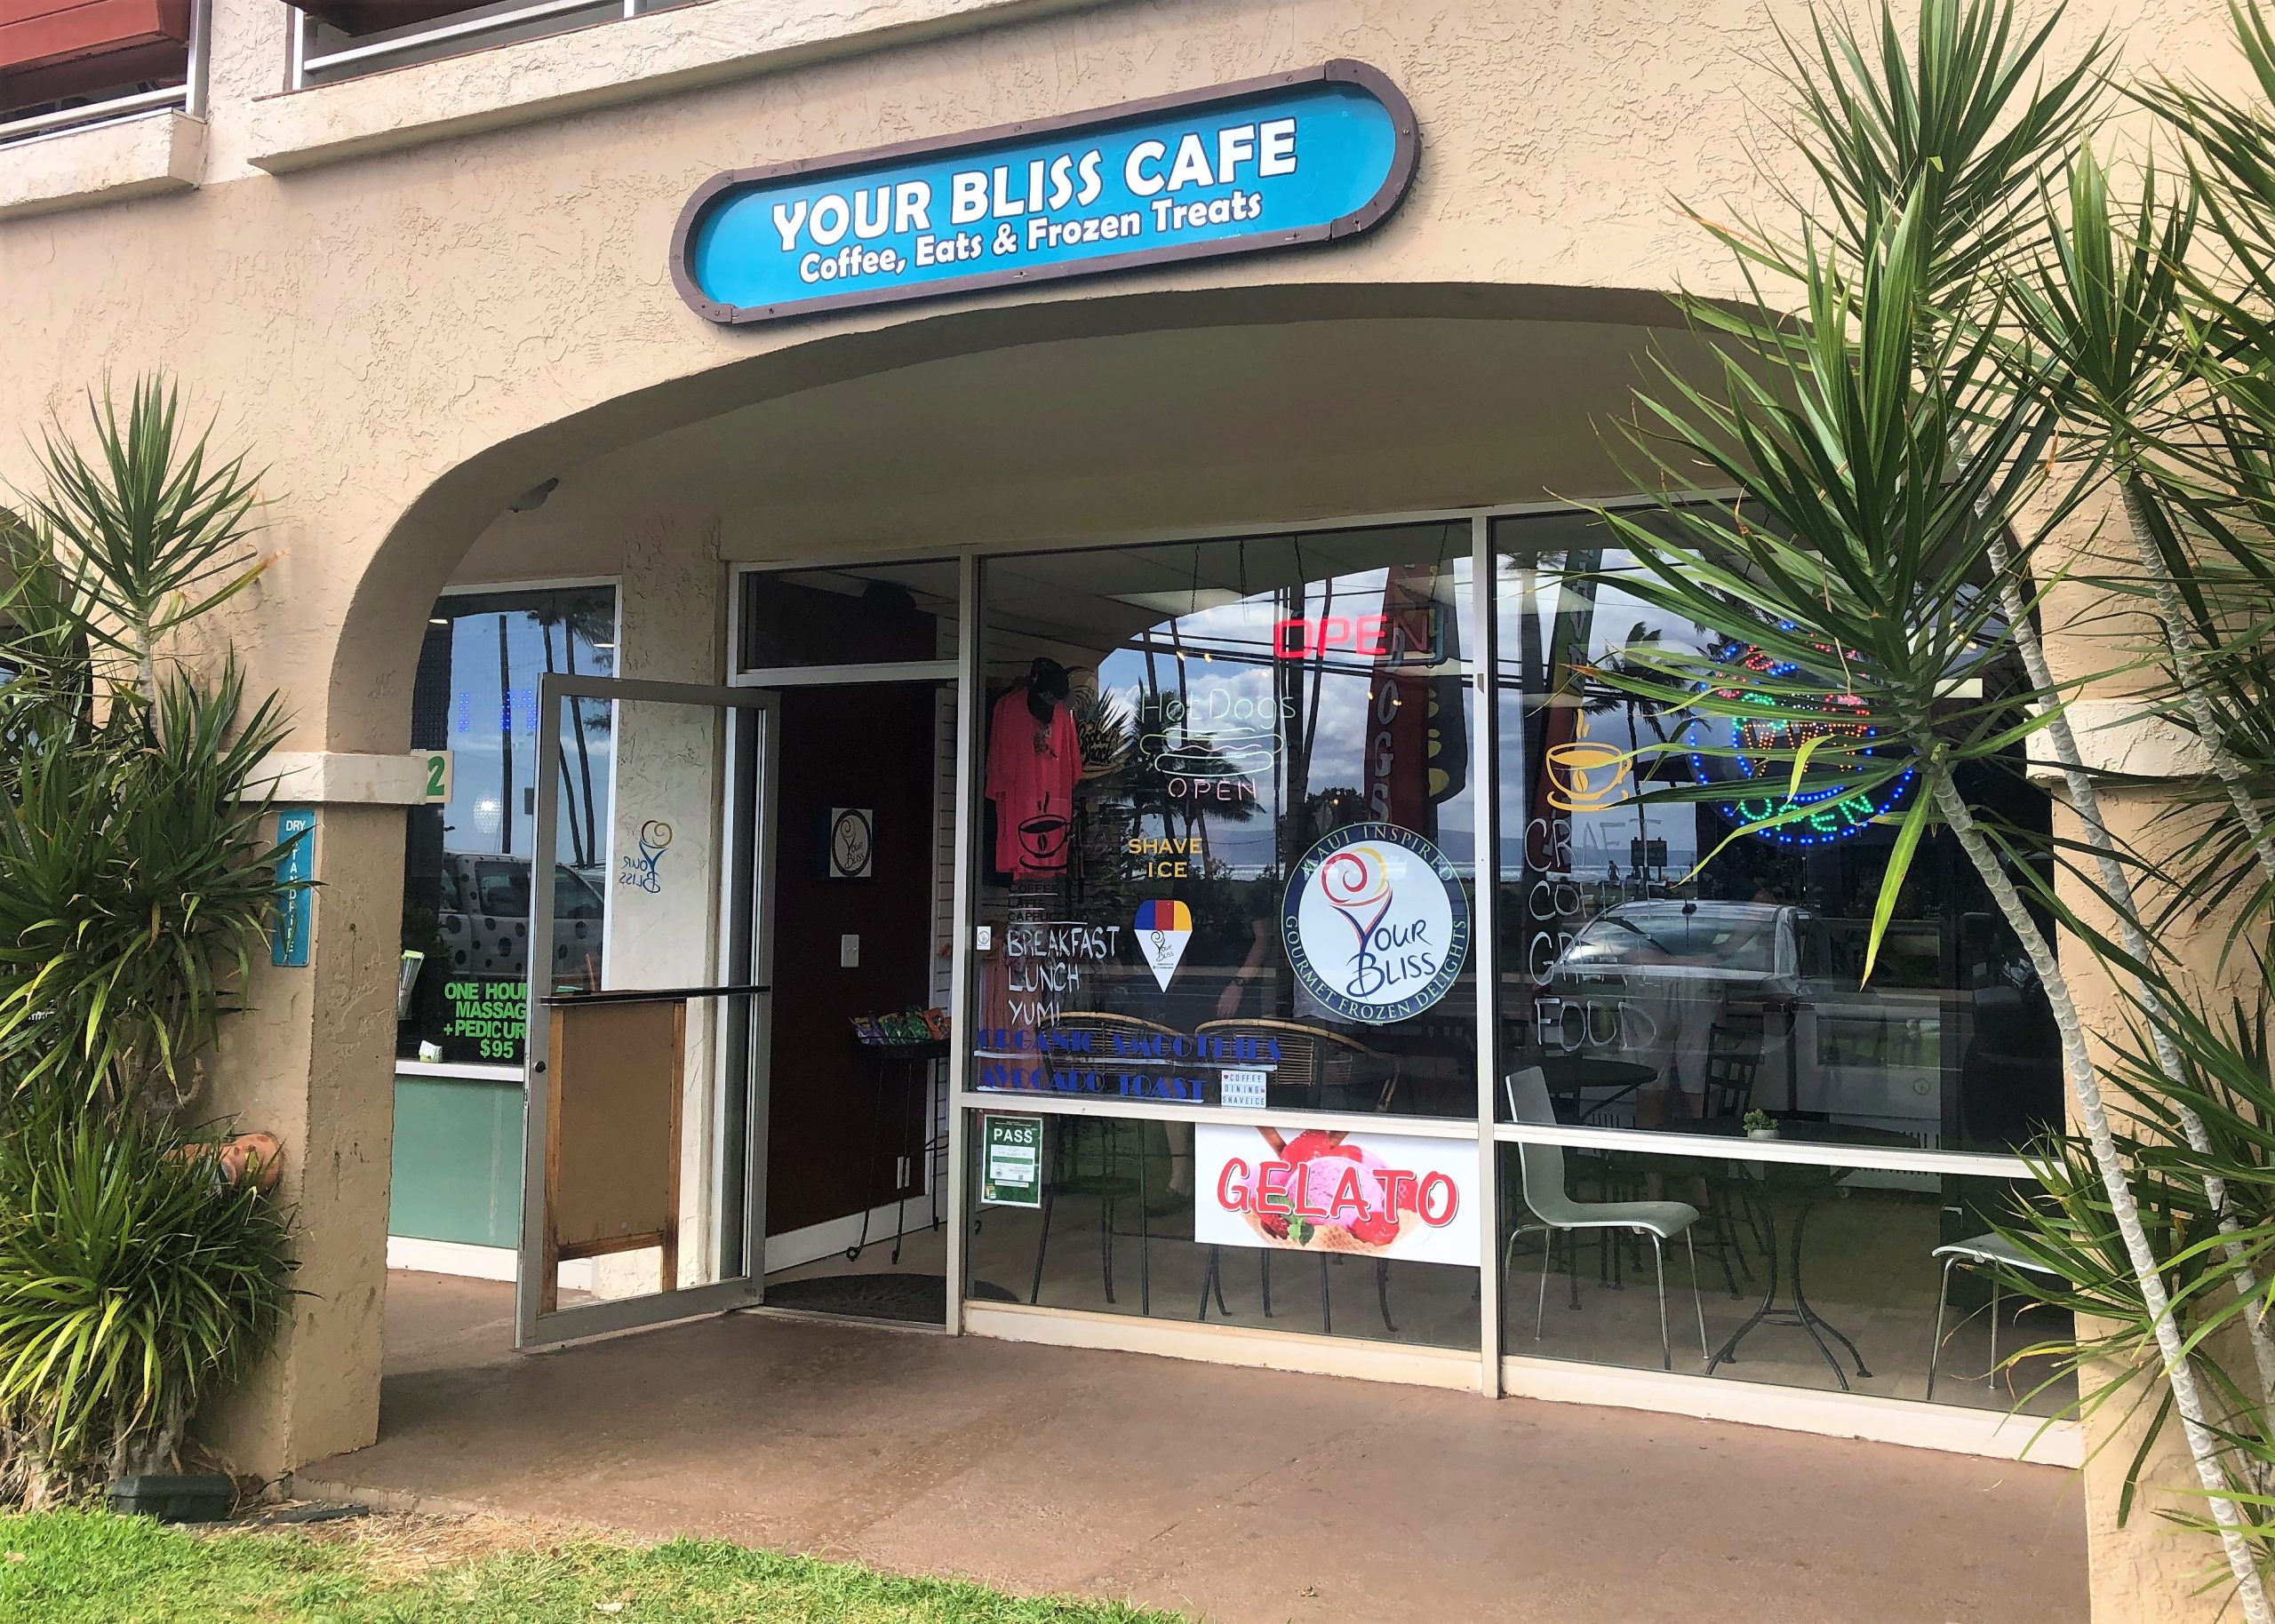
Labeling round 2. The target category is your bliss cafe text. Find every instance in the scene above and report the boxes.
[769,119,1300,286]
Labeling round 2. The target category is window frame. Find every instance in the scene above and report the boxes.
[395,573,623,1083]
[738,507,2049,1419]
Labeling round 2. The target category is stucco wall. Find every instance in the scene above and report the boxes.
[2051,783,2247,1624]
[5,4,2241,727]
[0,0,1888,752]
[201,802,403,1477]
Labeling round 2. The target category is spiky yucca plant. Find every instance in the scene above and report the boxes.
[0,377,300,1501]
[1583,3,2275,1612]
[0,1116,291,1503]
[0,380,298,1117]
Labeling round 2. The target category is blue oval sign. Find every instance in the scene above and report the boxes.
[670,61,1417,325]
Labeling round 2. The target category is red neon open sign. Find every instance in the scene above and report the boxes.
[1275,615,1386,657]
[1273,606,1442,663]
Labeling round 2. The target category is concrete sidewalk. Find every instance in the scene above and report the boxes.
[304,1273,2087,1623]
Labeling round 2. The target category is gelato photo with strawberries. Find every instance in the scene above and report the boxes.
[1193,1123,1480,1267]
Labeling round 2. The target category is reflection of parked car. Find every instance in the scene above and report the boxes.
[435,854,606,985]
[1540,901,1944,1144]
[1553,901,1807,993]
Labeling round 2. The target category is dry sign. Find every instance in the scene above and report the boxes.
[671,61,1416,324]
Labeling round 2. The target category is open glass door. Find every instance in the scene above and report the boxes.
[515,674,778,1348]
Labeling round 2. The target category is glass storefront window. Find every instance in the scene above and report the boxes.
[970,522,1479,1126]
[398,586,618,1066]
[965,1107,1481,1352]
[738,560,959,669]
[1494,1141,2074,1413]
[1490,511,2062,1157]
[960,523,1481,1351]
[920,501,2070,1410]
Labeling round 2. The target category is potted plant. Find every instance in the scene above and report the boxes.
[1742,1110,1778,1142]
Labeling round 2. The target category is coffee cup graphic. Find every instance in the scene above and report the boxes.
[1017,811,1071,865]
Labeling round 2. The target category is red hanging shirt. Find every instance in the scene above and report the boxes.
[986,687,1079,878]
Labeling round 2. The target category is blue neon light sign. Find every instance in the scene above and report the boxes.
[1687,642,1916,846]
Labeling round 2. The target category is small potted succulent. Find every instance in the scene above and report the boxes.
[1743,1109,1778,1141]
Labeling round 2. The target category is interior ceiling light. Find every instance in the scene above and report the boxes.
[1110,588,1247,616]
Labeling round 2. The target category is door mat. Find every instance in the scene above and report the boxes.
[762,1273,1017,1323]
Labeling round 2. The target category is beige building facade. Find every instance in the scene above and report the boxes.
[1,1,2255,1617]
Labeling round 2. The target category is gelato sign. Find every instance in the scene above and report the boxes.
[1195,1123,1478,1267]
[670,61,1416,324]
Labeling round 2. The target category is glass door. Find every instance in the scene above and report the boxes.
[515,674,778,1349]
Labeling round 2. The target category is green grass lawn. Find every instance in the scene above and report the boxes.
[0,1510,1187,1623]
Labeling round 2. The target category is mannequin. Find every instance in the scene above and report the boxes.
[1025,656,1071,723]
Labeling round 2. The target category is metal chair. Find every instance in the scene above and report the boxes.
[1688,1021,1768,1294]
[1503,1066,1709,1371]
[1697,1022,1764,1121]
[1926,1232,2064,1400]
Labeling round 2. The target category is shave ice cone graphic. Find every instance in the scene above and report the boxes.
[1134,899,1193,991]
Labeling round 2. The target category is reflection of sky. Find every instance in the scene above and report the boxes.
[442,606,616,872]
[1495,553,1712,880]
[1094,565,1476,873]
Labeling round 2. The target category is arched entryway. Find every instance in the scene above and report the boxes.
[339,282,1744,1381]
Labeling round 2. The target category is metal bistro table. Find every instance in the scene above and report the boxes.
[1518,1055,1661,1126]
[1657,1118,1915,1391]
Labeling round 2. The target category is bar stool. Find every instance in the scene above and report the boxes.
[1026,1012,1181,1315]
[1193,1018,1401,1336]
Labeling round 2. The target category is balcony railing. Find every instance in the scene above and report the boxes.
[0,0,211,148]
[286,0,687,89]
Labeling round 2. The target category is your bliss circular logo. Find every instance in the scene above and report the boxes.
[1282,823,1468,1024]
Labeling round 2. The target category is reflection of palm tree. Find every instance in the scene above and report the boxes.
[497,616,515,856]
[1072,685,1135,920]
[1303,785,1365,844]
[1282,577,1333,840]
[1074,686,1133,782]
[1169,617,1205,868]
[538,619,587,867]
[530,593,612,871]
[1580,622,1664,883]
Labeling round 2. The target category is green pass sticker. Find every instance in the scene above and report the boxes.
[982,1115,1042,1209]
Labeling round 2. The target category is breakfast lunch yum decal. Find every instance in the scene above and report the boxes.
[1282,823,1468,1024]
[1193,1124,1480,1267]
